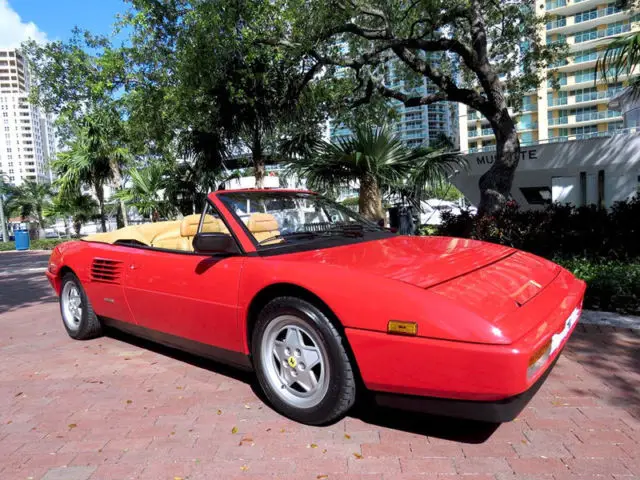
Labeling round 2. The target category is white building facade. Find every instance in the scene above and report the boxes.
[0,48,55,186]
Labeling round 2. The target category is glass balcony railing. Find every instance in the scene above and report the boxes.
[546,0,567,11]
[574,91,613,103]
[518,122,538,130]
[548,97,568,106]
[575,6,624,24]
[546,18,567,30]
[548,117,569,125]
[468,130,479,138]
[574,23,630,43]
[481,128,493,136]
[575,110,621,122]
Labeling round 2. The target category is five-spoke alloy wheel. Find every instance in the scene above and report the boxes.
[252,297,356,425]
[59,272,103,340]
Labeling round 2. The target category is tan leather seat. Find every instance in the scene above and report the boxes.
[247,213,281,244]
[179,214,229,251]
[84,215,230,252]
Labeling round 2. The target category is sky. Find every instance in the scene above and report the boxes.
[0,0,128,48]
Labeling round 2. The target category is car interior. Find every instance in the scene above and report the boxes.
[83,212,282,251]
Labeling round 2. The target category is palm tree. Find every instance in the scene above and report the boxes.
[68,194,100,236]
[83,109,131,227]
[52,108,131,233]
[45,194,74,237]
[12,180,52,239]
[596,32,640,92]
[116,163,173,222]
[287,124,462,222]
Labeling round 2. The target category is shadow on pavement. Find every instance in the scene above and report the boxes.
[567,326,640,418]
[0,270,57,314]
[105,326,499,443]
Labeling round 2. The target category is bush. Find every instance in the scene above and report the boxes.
[437,197,640,261]
[0,238,68,252]
[436,197,640,315]
[557,258,640,315]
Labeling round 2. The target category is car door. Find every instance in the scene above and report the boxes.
[81,242,136,325]
[123,203,245,353]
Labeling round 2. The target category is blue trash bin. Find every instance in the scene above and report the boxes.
[15,229,30,251]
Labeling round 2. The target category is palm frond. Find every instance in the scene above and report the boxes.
[596,31,640,86]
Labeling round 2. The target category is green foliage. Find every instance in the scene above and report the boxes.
[597,31,640,88]
[116,163,173,221]
[118,0,328,185]
[556,258,640,315]
[437,198,640,261]
[11,180,53,230]
[437,197,640,314]
[0,238,67,252]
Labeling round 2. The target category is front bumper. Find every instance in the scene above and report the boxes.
[345,269,585,420]
[374,353,560,423]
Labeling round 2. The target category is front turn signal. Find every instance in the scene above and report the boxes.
[387,320,418,336]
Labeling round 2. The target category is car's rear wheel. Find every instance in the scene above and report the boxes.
[60,272,102,340]
[252,297,356,425]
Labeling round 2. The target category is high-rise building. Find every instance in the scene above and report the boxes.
[329,59,458,148]
[0,48,55,186]
[459,1,639,152]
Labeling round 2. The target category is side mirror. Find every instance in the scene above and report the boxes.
[193,233,239,255]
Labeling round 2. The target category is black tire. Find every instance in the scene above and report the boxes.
[251,296,357,425]
[59,272,103,340]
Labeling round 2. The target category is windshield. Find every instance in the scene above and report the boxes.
[218,191,384,247]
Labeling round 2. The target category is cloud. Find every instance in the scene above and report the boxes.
[0,0,47,49]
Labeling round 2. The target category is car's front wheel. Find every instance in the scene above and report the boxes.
[252,297,357,425]
[60,272,103,340]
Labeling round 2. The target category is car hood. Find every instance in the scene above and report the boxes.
[277,235,562,343]
[278,235,516,289]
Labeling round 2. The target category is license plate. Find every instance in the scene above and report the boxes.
[550,307,580,355]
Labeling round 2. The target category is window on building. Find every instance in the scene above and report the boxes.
[520,187,552,205]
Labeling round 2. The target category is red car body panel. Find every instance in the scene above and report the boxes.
[45,189,587,418]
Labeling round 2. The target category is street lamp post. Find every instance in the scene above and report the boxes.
[0,174,9,243]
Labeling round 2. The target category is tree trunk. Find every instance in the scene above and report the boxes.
[252,128,265,189]
[109,158,128,227]
[478,117,520,216]
[74,220,81,237]
[37,210,45,240]
[358,173,384,222]
[95,186,107,232]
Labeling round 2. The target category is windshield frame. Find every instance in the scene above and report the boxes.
[216,190,388,251]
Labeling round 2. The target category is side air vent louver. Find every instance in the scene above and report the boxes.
[90,258,123,284]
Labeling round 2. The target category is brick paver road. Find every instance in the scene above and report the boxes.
[1,251,639,480]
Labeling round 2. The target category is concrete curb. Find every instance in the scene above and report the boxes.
[581,309,640,330]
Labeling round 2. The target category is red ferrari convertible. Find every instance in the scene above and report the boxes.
[45,189,585,425]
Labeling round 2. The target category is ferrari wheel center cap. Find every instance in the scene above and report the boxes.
[287,356,297,368]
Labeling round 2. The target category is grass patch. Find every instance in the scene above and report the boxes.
[0,238,69,252]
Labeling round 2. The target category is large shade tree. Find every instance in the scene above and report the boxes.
[120,0,328,187]
[268,0,564,215]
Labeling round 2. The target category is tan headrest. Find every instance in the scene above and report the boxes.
[247,213,279,233]
[180,214,219,237]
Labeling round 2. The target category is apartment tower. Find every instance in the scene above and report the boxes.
[459,0,639,152]
[0,48,55,185]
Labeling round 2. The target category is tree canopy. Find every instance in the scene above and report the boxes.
[263,0,564,213]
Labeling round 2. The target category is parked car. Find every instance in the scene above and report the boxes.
[419,199,477,225]
[45,189,585,425]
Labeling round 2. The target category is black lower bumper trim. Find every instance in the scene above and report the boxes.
[374,353,560,423]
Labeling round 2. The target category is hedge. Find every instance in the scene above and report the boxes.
[0,238,68,252]
[437,198,640,315]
